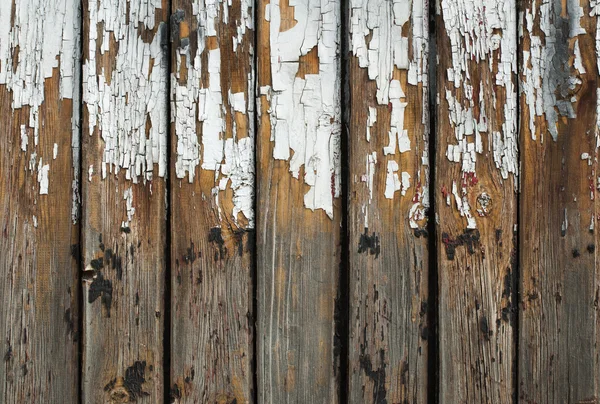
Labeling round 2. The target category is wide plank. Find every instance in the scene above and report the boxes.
[0,1,81,402]
[169,0,255,402]
[81,0,169,401]
[519,1,600,402]
[435,0,518,402]
[346,0,430,402]
[256,0,342,401]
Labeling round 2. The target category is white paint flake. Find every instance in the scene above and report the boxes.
[121,187,135,228]
[172,0,255,227]
[37,160,49,195]
[263,0,341,219]
[83,0,168,184]
[20,125,28,151]
[53,143,59,160]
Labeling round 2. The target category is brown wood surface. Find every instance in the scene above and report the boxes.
[81,1,169,402]
[169,0,255,402]
[346,1,430,403]
[256,0,342,402]
[0,1,81,402]
[435,1,518,402]
[519,1,600,402]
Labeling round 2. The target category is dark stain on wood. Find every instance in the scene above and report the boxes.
[88,271,113,317]
[357,228,380,258]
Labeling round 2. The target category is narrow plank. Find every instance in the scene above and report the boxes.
[435,1,518,402]
[169,0,255,402]
[256,0,342,402]
[519,1,600,402]
[81,0,168,401]
[0,1,81,402]
[346,1,430,403]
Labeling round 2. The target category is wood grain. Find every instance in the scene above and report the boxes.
[169,0,255,402]
[81,1,168,402]
[0,1,81,402]
[519,1,600,402]
[346,1,430,403]
[256,0,342,402]
[435,1,518,402]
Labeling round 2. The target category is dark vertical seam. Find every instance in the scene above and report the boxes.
[164,2,173,403]
[427,1,439,403]
[252,2,259,402]
[338,0,350,403]
[513,1,521,403]
[76,1,85,403]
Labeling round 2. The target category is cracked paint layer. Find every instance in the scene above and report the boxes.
[439,0,517,229]
[83,0,168,184]
[0,0,80,207]
[261,0,341,219]
[350,0,429,227]
[172,1,254,227]
[522,0,587,142]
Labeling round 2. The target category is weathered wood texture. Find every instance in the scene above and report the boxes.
[256,0,342,402]
[346,1,430,403]
[435,0,518,402]
[169,0,255,402]
[519,1,600,402]
[81,0,168,402]
[0,1,81,402]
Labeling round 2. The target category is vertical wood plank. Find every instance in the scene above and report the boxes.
[435,1,518,402]
[169,0,255,402]
[346,1,430,403]
[81,0,168,401]
[519,1,600,402]
[0,1,81,402]
[256,0,342,402]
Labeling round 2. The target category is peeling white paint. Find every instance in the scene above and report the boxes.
[522,0,586,142]
[0,0,80,215]
[53,143,59,160]
[172,0,255,227]
[350,0,429,227]
[84,0,168,184]
[262,0,341,219]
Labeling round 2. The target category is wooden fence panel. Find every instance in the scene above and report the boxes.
[435,1,518,402]
[519,1,600,402]
[346,1,430,403]
[81,0,169,402]
[256,0,342,402]
[0,1,81,402]
[169,0,255,402]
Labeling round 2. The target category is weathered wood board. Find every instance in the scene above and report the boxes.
[81,0,168,401]
[519,1,600,402]
[169,0,255,402]
[435,0,518,402]
[0,1,81,402]
[346,0,430,402]
[256,0,342,402]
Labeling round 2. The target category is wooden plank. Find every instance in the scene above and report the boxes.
[81,0,168,401]
[435,1,518,402]
[519,1,600,402]
[169,1,255,402]
[346,1,430,403]
[0,1,81,402]
[256,0,342,402]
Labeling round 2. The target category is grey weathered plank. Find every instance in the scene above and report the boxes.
[0,1,81,402]
[169,0,255,402]
[256,0,342,402]
[519,1,600,402]
[346,1,430,402]
[81,0,168,401]
[435,0,518,402]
